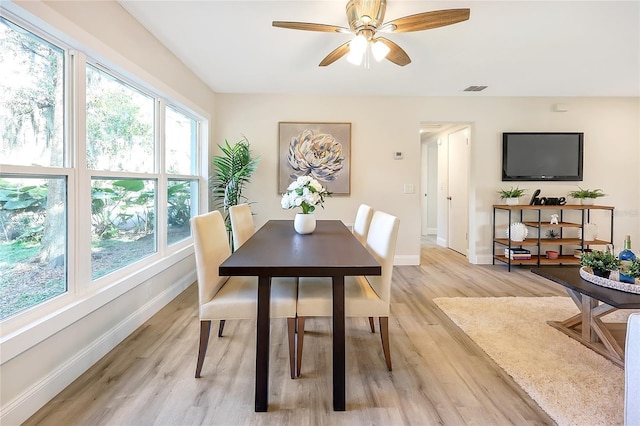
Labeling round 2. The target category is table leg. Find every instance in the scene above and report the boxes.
[581,294,598,342]
[333,275,346,411]
[255,275,271,412]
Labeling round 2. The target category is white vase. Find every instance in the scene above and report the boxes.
[294,213,316,234]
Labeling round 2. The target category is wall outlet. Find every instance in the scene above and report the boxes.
[404,184,415,194]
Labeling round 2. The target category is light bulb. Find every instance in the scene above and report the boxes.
[347,34,367,65]
[371,39,390,62]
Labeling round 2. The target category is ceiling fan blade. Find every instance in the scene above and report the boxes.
[272,21,350,34]
[377,37,411,66]
[319,41,351,66]
[379,9,470,33]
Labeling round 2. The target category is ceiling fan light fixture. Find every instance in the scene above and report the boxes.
[347,34,367,65]
[371,39,390,61]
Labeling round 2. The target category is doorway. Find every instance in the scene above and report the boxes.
[420,123,470,258]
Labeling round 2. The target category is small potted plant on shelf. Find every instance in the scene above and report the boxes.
[568,187,606,205]
[498,186,526,206]
[580,249,620,278]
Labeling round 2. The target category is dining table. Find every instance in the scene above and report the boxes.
[219,219,381,412]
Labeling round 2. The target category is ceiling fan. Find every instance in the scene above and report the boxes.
[272,0,470,67]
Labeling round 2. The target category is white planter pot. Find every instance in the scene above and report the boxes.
[580,198,595,205]
[294,213,316,234]
[505,197,519,206]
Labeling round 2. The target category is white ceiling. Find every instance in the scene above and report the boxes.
[118,1,640,97]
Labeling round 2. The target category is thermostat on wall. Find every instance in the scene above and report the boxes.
[393,151,403,160]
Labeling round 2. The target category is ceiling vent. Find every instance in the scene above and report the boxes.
[464,85,488,92]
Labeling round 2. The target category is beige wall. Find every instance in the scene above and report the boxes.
[214,95,640,263]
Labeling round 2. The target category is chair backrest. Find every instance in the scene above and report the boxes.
[353,204,374,245]
[229,203,254,249]
[626,313,640,425]
[365,210,400,304]
[191,210,231,308]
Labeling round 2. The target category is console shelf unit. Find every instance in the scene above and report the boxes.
[493,204,614,271]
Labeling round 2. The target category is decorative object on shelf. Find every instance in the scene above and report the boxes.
[580,266,640,293]
[618,235,637,284]
[576,223,598,241]
[498,186,526,206]
[281,175,331,234]
[579,249,620,279]
[574,248,593,259]
[549,214,559,225]
[546,250,559,259]
[546,229,560,239]
[528,189,567,206]
[506,222,528,241]
[567,187,606,205]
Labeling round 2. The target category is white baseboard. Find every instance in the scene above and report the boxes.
[437,237,447,247]
[1,274,194,426]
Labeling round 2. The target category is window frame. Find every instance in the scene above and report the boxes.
[0,9,207,338]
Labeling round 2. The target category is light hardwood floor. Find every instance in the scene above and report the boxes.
[24,238,566,425]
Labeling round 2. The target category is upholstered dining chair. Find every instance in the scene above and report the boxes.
[229,203,254,250]
[191,210,297,379]
[626,313,640,425]
[295,210,400,376]
[353,204,374,246]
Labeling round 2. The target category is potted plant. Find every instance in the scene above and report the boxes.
[580,249,620,278]
[210,136,260,244]
[281,175,331,234]
[568,187,606,205]
[498,186,526,206]
[627,258,640,282]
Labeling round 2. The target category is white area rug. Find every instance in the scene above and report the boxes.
[433,296,625,426]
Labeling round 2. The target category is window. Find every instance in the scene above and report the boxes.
[86,65,155,173]
[0,18,65,168]
[86,64,159,279]
[0,14,204,321]
[90,178,156,279]
[165,106,199,244]
[0,17,68,319]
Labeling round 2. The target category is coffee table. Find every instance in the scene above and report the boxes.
[532,267,640,368]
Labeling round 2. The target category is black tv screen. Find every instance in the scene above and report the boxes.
[502,132,583,181]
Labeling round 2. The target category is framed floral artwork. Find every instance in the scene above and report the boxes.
[278,122,351,194]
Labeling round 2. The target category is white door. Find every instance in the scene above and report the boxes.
[447,128,469,255]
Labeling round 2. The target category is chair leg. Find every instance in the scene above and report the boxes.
[217,320,225,337]
[287,317,296,379]
[379,317,392,371]
[296,316,306,377]
[195,320,212,378]
[369,317,375,333]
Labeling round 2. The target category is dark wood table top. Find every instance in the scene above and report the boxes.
[532,267,640,309]
[219,219,381,277]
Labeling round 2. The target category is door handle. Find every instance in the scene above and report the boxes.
[447,196,452,200]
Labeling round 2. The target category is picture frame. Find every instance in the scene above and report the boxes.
[278,122,351,194]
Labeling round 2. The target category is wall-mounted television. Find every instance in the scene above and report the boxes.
[502,132,583,181]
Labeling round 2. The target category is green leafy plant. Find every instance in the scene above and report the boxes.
[498,186,526,199]
[580,249,620,273]
[568,187,606,199]
[209,136,260,235]
[627,258,640,279]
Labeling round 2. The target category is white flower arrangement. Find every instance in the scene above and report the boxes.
[281,176,331,214]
